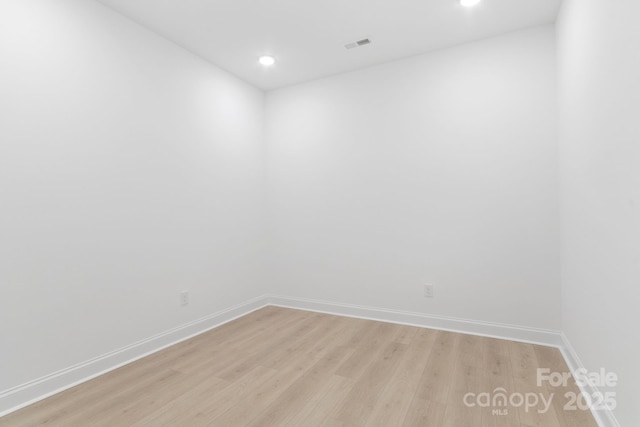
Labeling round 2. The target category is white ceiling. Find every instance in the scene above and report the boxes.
[97,0,561,90]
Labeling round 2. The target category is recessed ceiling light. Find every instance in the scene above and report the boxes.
[259,56,275,67]
[460,0,481,7]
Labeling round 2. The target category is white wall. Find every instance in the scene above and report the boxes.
[266,26,561,331]
[558,1,640,425]
[0,0,266,391]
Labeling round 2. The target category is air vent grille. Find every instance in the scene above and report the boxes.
[345,38,372,50]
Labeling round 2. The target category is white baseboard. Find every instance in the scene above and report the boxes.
[265,294,564,347]
[559,333,621,427]
[0,294,269,417]
[2,292,614,427]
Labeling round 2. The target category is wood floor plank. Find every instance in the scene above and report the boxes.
[257,312,342,371]
[363,328,437,427]
[441,334,484,427]
[414,330,460,403]
[402,397,447,426]
[509,342,561,427]
[533,345,600,427]
[132,365,276,427]
[334,321,402,380]
[214,311,321,382]
[202,358,310,426]
[42,368,185,427]
[334,340,409,426]
[0,307,599,427]
[90,372,229,427]
[480,338,522,427]
[245,345,356,427]
[283,374,355,427]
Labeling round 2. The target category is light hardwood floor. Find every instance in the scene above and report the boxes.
[0,306,598,426]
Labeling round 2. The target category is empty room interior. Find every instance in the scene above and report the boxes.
[0,0,638,426]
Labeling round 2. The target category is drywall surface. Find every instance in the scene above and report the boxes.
[0,0,266,391]
[266,26,561,331]
[557,0,640,425]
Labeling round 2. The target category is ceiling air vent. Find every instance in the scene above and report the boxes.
[345,38,372,50]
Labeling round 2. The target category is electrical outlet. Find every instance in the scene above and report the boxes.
[424,284,434,298]
[180,291,189,306]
